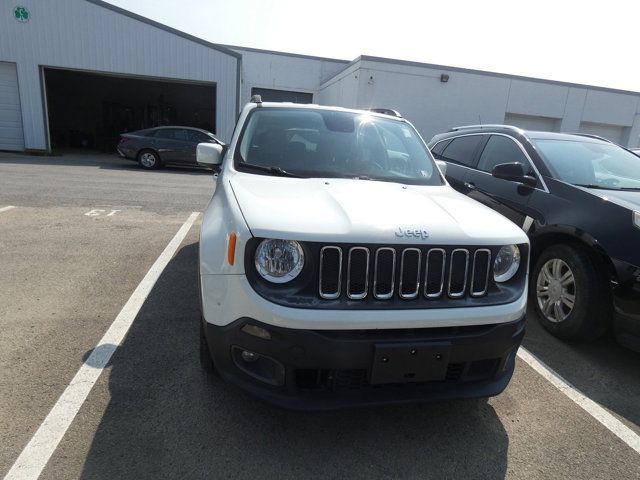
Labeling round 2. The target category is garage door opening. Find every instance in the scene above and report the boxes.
[251,87,312,104]
[578,121,626,145]
[44,68,216,152]
[504,113,560,132]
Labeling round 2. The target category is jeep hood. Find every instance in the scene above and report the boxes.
[229,175,527,245]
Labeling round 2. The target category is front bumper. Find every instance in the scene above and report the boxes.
[611,258,640,352]
[203,315,526,410]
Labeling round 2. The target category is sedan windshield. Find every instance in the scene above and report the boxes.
[532,139,640,190]
[235,108,442,185]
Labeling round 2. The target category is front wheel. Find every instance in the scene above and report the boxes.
[532,244,611,341]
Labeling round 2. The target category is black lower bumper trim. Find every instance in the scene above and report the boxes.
[613,282,640,353]
[203,316,526,410]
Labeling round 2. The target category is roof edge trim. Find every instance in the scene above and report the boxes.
[357,55,640,96]
[85,0,241,59]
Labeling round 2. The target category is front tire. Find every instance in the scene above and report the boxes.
[137,149,160,169]
[532,243,611,341]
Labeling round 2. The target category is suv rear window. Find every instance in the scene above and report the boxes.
[440,136,483,167]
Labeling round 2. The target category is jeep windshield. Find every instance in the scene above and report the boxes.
[235,108,443,186]
[532,139,640,190]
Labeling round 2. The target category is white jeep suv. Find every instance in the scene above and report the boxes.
[197,99,528,409]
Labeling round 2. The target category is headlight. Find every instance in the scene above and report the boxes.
[494,245,521,283]
[255,239,304,283]
[634,211,640,229]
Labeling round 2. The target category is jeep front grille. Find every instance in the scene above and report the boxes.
[318,246,493,301]
[346,247,369,299]
[319,246,342,300]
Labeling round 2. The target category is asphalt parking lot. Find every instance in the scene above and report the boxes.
[0,152,639,479]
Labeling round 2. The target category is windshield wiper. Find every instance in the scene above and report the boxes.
[237,162,305,178]
[574,183,640,191]
[574,183,613,190]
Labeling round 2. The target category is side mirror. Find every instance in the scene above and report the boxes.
[492,162,537,188]
[197,142,224,168]
[436,160,447,176]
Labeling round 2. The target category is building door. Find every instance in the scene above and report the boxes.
[251,87,313,104]
[579,121,625,144]
[44,68,216,152]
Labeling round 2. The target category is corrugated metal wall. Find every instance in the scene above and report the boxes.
[231,47,347,106]
[0,0,239,150]
[0,61,24,151]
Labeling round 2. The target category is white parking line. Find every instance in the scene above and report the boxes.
[518,347,640,454]
[0,206,16,213]
[3,212,200,480]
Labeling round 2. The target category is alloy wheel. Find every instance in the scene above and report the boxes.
[536,258,576,323]
[140,152,156,168]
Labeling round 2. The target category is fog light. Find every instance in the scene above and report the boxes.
[231,346,285,386]
[241,324,272,340]
[241,350,258,362]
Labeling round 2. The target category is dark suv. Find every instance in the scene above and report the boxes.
[428,125,640,352]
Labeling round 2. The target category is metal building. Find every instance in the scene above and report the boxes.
[0,0,240,152]
[318,56,640,147]
[228,45,348,106]
[1,0,639,154]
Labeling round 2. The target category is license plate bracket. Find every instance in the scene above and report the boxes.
[369,341,452,385]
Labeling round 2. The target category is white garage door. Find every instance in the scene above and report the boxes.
[0,62,24,151]
[578,121,625,144]
[504,113,560,132]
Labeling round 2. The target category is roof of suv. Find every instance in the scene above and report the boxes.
[524,131,608,142]
[250,101,408,122]
[438,125,610,144]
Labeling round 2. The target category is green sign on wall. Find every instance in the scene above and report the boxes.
[14,6,30,22]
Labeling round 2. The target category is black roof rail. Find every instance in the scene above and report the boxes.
[369,108,403,118]
[570,133,612,143]
[450,124,523,132]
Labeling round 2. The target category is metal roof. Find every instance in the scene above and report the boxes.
[221,44,349,64]
[86,0,241,59]
[328,55,640,97]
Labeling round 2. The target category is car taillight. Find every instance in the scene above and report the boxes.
[119,136,129,143]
